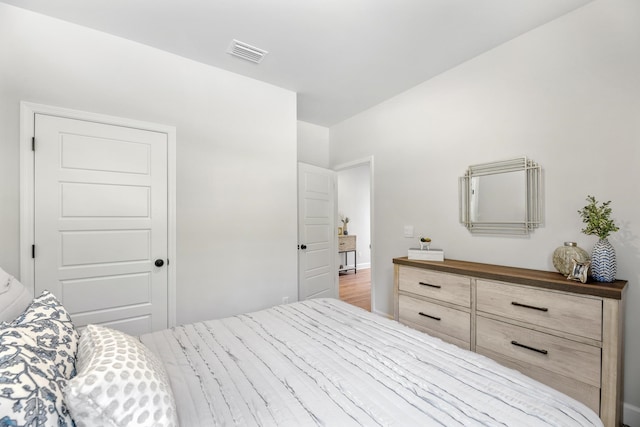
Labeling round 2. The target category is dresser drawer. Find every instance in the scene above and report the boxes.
[476,279,602,341]
[338,235,356,251]
[399,295,470,349]
[476,316,601,388]
[398,267,470,307]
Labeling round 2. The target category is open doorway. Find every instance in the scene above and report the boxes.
[335,158,372,312]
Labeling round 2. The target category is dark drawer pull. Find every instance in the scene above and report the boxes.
[511,340,548,355]
[418,312,441,321]
[511,301,548,312]
[419,282,441,289]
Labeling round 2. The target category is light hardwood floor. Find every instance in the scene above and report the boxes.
[339,268,371,312]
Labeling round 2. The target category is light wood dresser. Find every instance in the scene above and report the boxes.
[393,257,627,427]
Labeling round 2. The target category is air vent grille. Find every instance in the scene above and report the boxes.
[227,39,268,64]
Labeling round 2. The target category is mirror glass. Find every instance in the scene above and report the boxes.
[460,158,541,234]
[470,171,526,223]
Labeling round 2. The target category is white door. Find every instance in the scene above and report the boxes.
[298,163,337,300]
[34,114,168,336]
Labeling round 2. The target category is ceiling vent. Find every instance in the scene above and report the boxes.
[227,39,268,64]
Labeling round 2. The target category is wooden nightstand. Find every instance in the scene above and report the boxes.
[338,235,356,273]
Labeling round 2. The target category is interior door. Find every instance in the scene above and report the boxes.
[34,114,168,336]
[298,163,337,300]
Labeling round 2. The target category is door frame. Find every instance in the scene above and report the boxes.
[19,101,177,327]
[333,156,375,314]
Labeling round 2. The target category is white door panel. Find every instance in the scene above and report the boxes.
[60,134,151,174]
[304,273,333,298]
[99,317,152,337]
[58,218,152,231]
[306,224,329,244]
[58,169,151,186]
[307,249,330,270]
[60,230,150,266]
[77,313,152,337]
[61,273,151,313]
[57,133,152,173]
[298,163,337,300]
[34,114,168,335]
[61,183,150,217]
[304,171,331,193]
[305,198,330,217]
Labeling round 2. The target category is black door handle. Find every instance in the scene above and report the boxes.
[155,259,165,267]
[300,244,307,250]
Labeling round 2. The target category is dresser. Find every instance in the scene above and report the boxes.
[393,257,627,427]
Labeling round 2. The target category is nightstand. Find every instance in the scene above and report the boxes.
[338,235,356,274]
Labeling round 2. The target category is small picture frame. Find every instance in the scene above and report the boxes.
[338,226,343,235]
[567,259,590,284]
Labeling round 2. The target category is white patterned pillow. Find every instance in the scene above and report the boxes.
[64,324,178,427]
[0,291,79,427]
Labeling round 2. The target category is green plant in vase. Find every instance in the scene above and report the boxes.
[577,195,619,282]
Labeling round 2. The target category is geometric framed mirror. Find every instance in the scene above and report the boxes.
[459,157,542,234]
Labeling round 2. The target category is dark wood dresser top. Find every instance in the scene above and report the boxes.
[393,257,627,300]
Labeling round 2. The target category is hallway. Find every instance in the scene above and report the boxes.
[339,268,371,312]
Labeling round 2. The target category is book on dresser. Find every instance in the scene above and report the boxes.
[407,248,444,261]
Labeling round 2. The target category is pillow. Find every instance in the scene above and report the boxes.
[0,266,33,323]
[64,324,178,427]
[10,290,80,379]
[0,291,79,427]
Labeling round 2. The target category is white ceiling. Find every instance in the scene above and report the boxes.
[2,0,593,126]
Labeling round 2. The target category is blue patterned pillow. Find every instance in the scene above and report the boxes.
[0,291,79,427]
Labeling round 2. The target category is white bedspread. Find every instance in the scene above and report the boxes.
[140,298,602,427]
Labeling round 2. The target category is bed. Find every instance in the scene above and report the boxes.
[140,298,603,427]
[0,268,603,427]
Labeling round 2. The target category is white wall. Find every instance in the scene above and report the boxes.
[0,4,298,325]
[297,120,330,168]
[330,0,640,414]
[337,165,371,269]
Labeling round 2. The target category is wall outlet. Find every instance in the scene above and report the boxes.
[282,296,289,304]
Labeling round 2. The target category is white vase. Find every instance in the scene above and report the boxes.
[591,238,616,282]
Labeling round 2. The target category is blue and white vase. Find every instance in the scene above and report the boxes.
[591,238,616,282]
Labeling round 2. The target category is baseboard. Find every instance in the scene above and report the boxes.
[340,263,371,271]
[624,402,640,427]
[372,308,393,319]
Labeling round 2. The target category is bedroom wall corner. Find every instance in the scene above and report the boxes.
[297,120,330,168]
